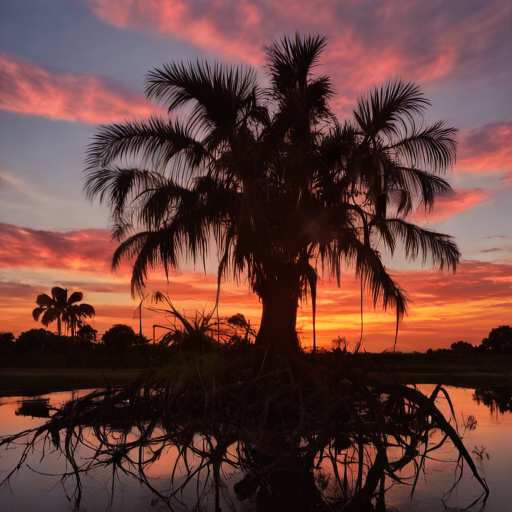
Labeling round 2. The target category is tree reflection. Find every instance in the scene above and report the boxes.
[473,387,512,416]
[15,397,53,418]
[2,357,489,511]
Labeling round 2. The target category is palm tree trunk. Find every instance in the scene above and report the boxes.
[57,317,62,336]
[255,277,301,354]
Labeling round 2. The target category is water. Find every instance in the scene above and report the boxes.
[0,385,511,511]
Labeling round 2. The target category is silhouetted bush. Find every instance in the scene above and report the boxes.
[17,329,59,351]
[102,324,139,353]
[450,340,474,356]
[77,324,98,343]
[0,332,15,344]
[481,326,512,355]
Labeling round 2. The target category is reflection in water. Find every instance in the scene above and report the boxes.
[0,367,492,512]
[473,387,512,416]
[15,397,54,418]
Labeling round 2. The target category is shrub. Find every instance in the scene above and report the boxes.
[481,326,512,355]
[102,324,139,353]
[0,332,15,344]
[17,329,58,350]
[450,340,474,356]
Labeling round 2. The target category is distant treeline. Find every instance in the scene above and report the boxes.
[0,324,155,368]
[426,325,512,357]
[0,316,253,369]
[1,324,510,369]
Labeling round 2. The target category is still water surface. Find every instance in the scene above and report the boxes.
[0,385,511,511]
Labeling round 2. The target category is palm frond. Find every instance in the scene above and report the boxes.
[264,34,328,95]
[32,307,44,322]
[389,166,453,214]
[67,292,84,305]
[51,287,67,306]
[76,303,95,318]
[389,121,458,172]
[137,179,191,230]
[41,309,60,328]
[355,241,409,319]
[35,293,53,308]
[354,80,429,139]
[374,218,460,270]
[84,117,207,178]
[85,167,157,218]
[388,166,452,215]
[145,60,259,134]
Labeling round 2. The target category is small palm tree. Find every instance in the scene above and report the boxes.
[32,287,95,339]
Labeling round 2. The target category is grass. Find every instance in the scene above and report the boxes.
[0,368,143,397]
[346,352,512,388]
[1,353,511,397]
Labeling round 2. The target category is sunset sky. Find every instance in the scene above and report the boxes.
[1,0,511,351]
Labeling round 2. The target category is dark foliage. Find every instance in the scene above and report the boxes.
[102,324,140,352]
[481,325,512,355]
[0,332,15,344]
[77,324,97,343]
[16,328,62,351]
[450,340,474,356]
[473,387,512,415]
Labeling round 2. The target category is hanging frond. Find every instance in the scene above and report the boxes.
[388,166,453,214]
[388,120,458,172]
[372,218,460,270]
[354,240,409,319]
[67,292,84,305]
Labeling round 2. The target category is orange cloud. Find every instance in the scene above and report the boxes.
[412,188,492,224]
[0,53,158,123]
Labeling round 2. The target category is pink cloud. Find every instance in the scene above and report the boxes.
[0,223,118,273]
[457,120,512,175]
[87,0,268,65]
[86,0,509,110]
[412,188,492,224]
[0,53,158,124]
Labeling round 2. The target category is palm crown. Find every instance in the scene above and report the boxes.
[85,34,459,353]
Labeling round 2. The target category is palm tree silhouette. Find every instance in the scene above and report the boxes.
[85,35,459,354]
[32,286,95,339]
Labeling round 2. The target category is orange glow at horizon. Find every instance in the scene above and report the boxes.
[1,222,511,352]
[2,258,511,353]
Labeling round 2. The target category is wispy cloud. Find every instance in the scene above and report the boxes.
[478,247,512,254]
[0,53,159,124]
[0,170,43,202]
